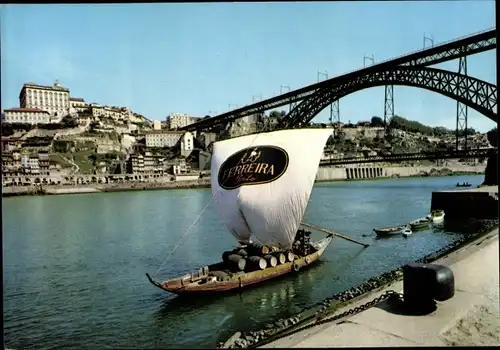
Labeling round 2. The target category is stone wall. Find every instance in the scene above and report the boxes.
[316,167,347,181]
[315,164,486,182]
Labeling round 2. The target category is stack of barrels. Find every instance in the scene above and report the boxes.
[292,229,312,257]
[221,242,295,272]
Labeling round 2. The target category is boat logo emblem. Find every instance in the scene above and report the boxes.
[218,146,289,190]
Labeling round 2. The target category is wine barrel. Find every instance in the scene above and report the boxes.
[234,248,248,257]
[272,252,286,265]
[227,254,246,271]
[249,242,270,256]
[264,254,277,268]
[248,256,267,270]
[270,246,280,253]
[285,251,295,262]
[222,250,234,262]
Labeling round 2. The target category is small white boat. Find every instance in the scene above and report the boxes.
[402,227,412,237]
[428,209,445,224]
[409,217,431,231]
[373,225,406,237]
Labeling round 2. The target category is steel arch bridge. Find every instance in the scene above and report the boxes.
[282,66,497,129]
[181,28,496,132]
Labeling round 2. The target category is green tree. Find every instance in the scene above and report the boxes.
[88,154,98,165]
[389,115,435,135]
[432,126,449,137]
[370,116,384,127]
[456,127,477,137]
[269,111,281,120]
[89,121,99,132]
[1,123,14,136]
[61,115,78,128]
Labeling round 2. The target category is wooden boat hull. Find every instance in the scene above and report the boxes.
[431,215,445,224]
[146,235,334,295]
[408,217,431,231]
[429,210,445,224]
[373,226,406,236]
[410,223,429,230]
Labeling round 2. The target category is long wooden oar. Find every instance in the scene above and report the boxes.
[301,222,370,248]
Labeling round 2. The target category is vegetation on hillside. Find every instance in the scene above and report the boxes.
[325,114,487,157]
[340,115,477,137]
[49,154,73,168]
[1,123,34,136]
[388,115,476,136]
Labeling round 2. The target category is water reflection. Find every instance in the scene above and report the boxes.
[153,248,367,328]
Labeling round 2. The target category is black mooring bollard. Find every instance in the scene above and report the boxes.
[403,263,455,314]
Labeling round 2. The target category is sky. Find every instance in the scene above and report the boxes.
[1,1,497,132]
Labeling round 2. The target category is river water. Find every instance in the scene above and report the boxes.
[3,175,484,349]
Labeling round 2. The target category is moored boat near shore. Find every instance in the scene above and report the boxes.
[409,216,431,231]
[373,225,407,237]
[147,128,339,295]
[427,209,445,224]
[146,234,334,295]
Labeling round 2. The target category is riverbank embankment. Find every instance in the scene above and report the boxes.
[260,228,499,348]
[2,164,485,198]
[316,164,485,182]
[2,179,211,197]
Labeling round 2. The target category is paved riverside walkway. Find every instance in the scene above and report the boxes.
[262,229,499,347]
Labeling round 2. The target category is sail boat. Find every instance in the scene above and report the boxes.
[146,128,335,295]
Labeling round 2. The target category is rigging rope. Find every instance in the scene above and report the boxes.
[152,194,216,278]
[152,129,264,278]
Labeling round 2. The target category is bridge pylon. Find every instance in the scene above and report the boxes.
[384,84,395,132]
[456,54,469,151]
[329,100,340,126]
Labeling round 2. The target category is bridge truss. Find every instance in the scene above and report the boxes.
[283,67,497,128]
[183,29,496,132]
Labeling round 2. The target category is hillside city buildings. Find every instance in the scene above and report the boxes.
[3,108,52,125]
[1,80,214,184]
[2,80,491,187]
[167,113,201,129]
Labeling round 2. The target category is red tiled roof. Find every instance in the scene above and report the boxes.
[3,108,49,113]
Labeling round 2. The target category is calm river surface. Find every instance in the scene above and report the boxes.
[3,175,483,349]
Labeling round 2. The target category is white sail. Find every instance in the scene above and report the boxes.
[211,128,332,249]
